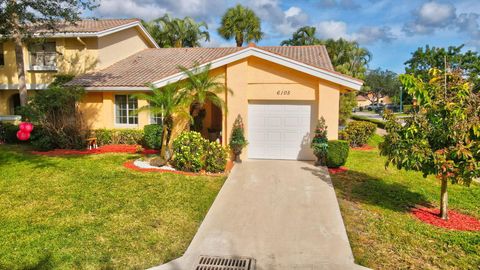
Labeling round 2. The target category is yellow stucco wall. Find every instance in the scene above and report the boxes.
[97,27,151,69]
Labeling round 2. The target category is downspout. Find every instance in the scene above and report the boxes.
[76,37,87,49]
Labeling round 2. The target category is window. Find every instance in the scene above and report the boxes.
[0,43,4,66]
[29,42,56,69]
[115,95,138,125]
[150,113,163,125]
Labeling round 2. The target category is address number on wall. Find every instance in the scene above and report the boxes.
[276,90,291,95]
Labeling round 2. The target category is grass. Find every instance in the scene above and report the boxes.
[331,135,480,269]
[0,144,226,269]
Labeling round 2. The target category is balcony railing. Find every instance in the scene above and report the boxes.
[29,52,57,71]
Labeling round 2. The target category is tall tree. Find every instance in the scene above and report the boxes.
[405,45,480,91]
[322,38,371,80]
[217,4,263,47]
[361,68,401,104]
[143,14,209,48]
[0,0,97,106]
[134,83,190,160]
[380,69,480,220]
[280,26,320,46]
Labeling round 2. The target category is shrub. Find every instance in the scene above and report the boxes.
[311,117,328,165]
[143,124,163,150]
[172,131,207,172]
[92,129,144,145]
[403,104,413,113]
[350,115,386,129]
[326,140,349,168]
[205,141,228,173]
[30,126,55,151]
[343,120,377,147]
[0,123,19,144]
[229,115,248,162]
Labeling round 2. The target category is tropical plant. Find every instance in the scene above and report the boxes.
[134,83,190,159]
[311,117,328,165]
[280,26,321,46]
[229,114,248,162]
[205,141,229,173]
[322,38,371,80]
[0,0,97,106]
[172,131,207,172]
[178,63,230,132]
[380,69,480,220]
[143,14,209,48]
[217,4,263,47]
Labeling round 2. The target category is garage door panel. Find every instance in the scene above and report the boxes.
[248,103,315,160]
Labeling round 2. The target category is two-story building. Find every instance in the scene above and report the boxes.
[0,19,158,115]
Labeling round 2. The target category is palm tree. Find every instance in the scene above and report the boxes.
[321,38,371,80]
[143,14,210,48]
[280,26,320,46]
[134,83,190,159]
[178,63,231,132]
[217,4,263,47]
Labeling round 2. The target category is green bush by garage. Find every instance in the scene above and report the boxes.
[326,140,349,168]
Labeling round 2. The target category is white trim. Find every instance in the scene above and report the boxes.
[85,86,150,91]
[33,21,159,48]
[0,84,49,90]
[150,47,363,90]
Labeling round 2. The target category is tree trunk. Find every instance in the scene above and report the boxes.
[440,176,448,220]
[11,5,28,106]
[160,125,169,160]
[235,34,243,47]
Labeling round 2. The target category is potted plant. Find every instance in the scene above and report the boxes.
[311,117,328,166]
[229,115,248,163]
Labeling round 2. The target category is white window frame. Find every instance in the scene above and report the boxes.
[28,42,57,71]
[114,94,139,127]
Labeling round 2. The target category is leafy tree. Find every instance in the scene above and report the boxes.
[178,63,231,132]
[339,92,357,125]
[0,0,97,106]
[217,4,263,47]
[361,68,401,104]
[280,26,321,46]
[134,83,190,160]
[405,45,480,92]
[380,69,480,220]
[143,14,209,48]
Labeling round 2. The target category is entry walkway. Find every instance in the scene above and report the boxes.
[151,161,368,270]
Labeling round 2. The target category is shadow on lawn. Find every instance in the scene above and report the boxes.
[329,170,432,212]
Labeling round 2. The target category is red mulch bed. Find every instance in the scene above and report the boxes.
[351,145,375,151]
[328,166,349,174]
[32,145,158,156]
[123,160,233,177]
[411,207,480,231]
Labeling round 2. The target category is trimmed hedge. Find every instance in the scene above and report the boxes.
[91,129,144,145]
[326,140,349,168]
[351,115,386,129]
[143,124,163,150]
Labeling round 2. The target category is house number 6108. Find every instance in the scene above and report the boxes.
[277,90,290,95]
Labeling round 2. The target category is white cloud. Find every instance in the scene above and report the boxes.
[315,20,395,44]
[403,1,456,35]
[96,0,168,20]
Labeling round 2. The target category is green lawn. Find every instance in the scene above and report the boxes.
[0,145,225,269]
[331,135,480,269]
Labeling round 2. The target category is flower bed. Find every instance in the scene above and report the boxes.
[32,145,158,156]
[123,159,234,176]
[411,207,480,231]
[328,166,349,174]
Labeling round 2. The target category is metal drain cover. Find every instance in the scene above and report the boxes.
[193,255,256,270]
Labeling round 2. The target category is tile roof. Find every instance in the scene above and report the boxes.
[34,19,140,34]
[69,45,345,88]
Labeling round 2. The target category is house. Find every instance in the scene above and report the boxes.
[0,19,363,161]
[68,44,362,160]
[0,19,158,115]
[356,94,392,107]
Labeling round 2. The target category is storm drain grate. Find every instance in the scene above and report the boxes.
[193,255,256,270]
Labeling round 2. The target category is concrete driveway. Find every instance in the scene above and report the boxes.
[151,161,367,270]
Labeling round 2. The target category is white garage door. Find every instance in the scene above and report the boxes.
[248,103,314,160]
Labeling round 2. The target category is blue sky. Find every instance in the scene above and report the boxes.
[87,0,480,73]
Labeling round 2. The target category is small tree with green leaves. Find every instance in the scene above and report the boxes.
[229,115,248,162]
[311,117,328,165]
[380,68,480,220]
